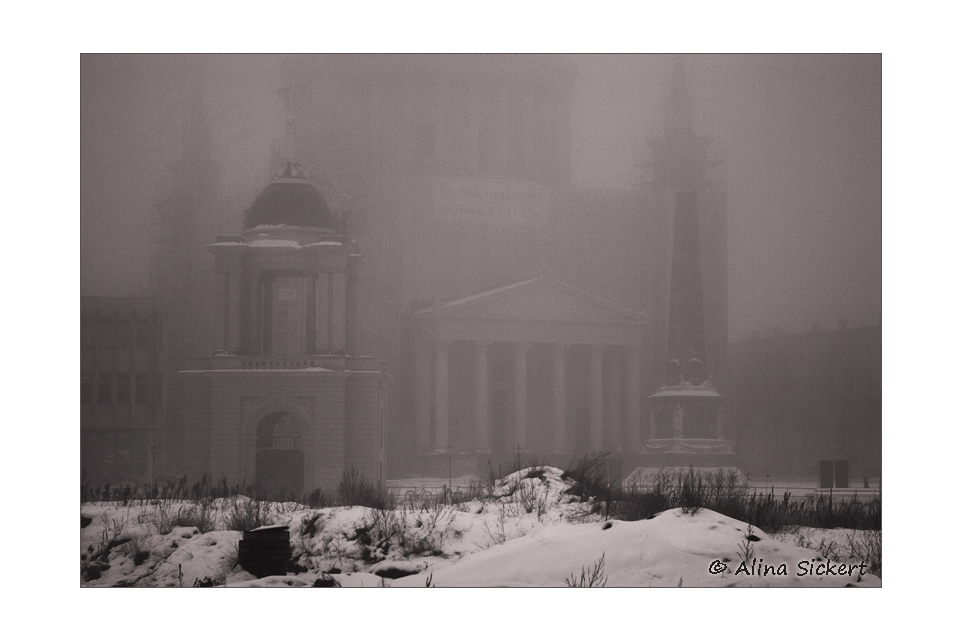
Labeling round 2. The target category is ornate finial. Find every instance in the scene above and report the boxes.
[273,158,308,181]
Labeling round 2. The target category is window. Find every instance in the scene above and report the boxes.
[257,412,299,449]
[81,374,94,404]
[81,317,95,348]
[97,317,114,347]
[478,124,496,175]
[136,323,152,351]
[117,318,133,347]
[153,377,164,413]
[116,375,131,405]
[415,123,436,172]
[134,374,149,406]
[98,374,113,404]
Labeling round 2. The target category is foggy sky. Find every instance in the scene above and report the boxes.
[80,54,881,341]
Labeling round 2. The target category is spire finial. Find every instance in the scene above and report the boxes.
[276,85,300,160]
[664,55,694,136]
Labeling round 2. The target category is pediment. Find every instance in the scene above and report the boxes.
[417,278,645,325]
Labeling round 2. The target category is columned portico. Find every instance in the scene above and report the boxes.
[412,277,648,470]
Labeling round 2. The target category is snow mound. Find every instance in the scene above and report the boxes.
[81,475,880,587]
[485,466,575,506]
[393,508,880,587]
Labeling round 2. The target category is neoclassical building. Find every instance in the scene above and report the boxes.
[411,277,648,474]
[159,55,731,484]
[81,296,168,487]
[272,54,730,477]
[175,160,385,498]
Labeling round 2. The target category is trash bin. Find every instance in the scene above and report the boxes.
[238,525,290,578]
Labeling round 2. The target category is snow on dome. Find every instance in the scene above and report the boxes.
[243,160,338,231]
[650,385,722,398]
[248,239,301,248]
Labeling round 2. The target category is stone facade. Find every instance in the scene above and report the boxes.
[727,323,881,478]
[177,368,382,495]
[81,296,168,486]
[172,162,385,498]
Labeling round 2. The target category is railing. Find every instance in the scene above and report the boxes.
[186,353,381,371]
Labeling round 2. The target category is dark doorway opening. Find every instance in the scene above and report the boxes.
[255,411,304,500]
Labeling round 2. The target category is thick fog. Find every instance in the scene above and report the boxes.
[80,54,881,341]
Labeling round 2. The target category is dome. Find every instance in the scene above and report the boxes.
[243,160,338,231]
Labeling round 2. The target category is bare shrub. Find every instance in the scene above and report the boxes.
[223,496,271,532]
[337,468,394,510]
[356,505,453,559]
[170,498,217,533]
[562,453,609,501]
[121,535,153,566]
[303,487,334,508]
[846,529,882,578]
[564,553,608,587]
[738,524,756,565]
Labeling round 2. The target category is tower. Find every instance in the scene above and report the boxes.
[151,66,218,373]
[642,56,733,466]
[173,89,385,497]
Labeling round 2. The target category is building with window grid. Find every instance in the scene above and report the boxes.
[80,296,168,487]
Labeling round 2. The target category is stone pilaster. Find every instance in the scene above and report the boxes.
[513,342,530,451]
[475,341,491,453]
[553,342,566,453]
[306,272,317,355]
[434,340,450,451]
[626,346,642,453]
[415,346,432,452]
[590,344,605,452]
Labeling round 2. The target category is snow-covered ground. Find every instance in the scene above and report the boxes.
[81,467,880,587]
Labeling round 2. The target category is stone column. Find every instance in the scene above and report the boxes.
[475,341,491,453]
[626,346,642,453]
[609,351,622,452]
[513,342,530,451]
[327,271,335,353]
[215,271,229,352]
[415,346,432,452]
[553,343,566,454]
[227,269,242,352]
[434,340,450,451]
[345,254,360,355]
[305,272,317,355]
[261,273,274,354]
[590,344,605,452]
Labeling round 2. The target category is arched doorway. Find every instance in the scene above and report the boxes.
[255,411,304,500]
